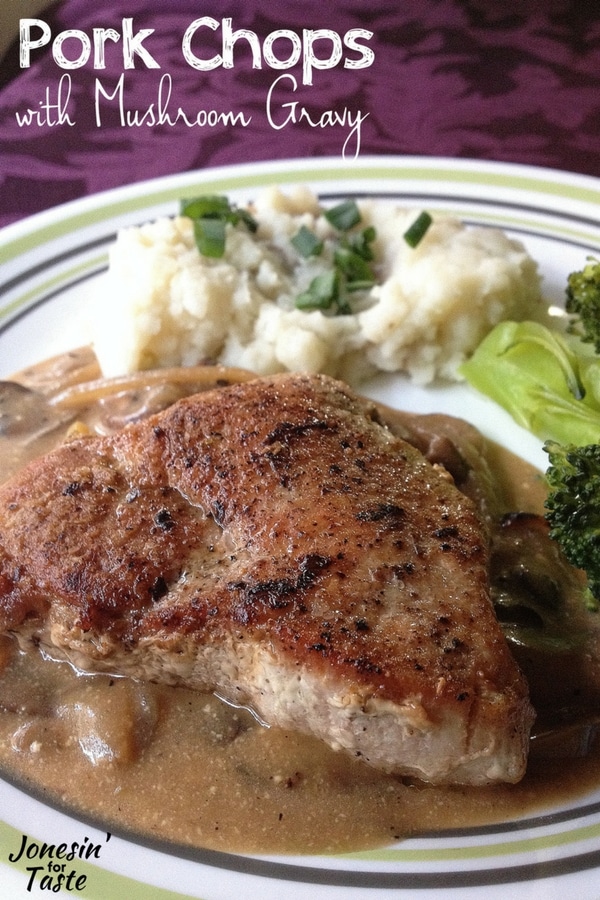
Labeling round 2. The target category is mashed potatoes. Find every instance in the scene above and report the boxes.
[94,186,543,384]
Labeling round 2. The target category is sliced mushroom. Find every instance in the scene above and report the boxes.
[490,512,586,652]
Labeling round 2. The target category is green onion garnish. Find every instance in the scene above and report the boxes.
[292,201,378,315]
[180,195,258,258]
[345,225,376,262]
[181,195,231,221]
[193,217,227,258]
[324,200,361,232]
[291,225,324,258]
[334,245,376,288]
[403,211,432,248]
[296,270,339,310]
[236,207,259,234]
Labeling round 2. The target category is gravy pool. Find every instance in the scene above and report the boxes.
[0,348,599,856]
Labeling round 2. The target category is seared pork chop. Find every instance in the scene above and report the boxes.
[0,373,533,784]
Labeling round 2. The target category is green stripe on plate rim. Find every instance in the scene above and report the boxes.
[2,204,600,327]
[344,818,600,863]
[0,820,199,900]
[3,161,600,264]
[2,811,600,884]
[0,254,107,324]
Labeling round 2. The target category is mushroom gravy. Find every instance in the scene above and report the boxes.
[0,348,599,856]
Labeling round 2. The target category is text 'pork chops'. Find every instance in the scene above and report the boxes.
[0,373,534,784]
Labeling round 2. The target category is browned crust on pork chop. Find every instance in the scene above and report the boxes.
[0,372,534,783]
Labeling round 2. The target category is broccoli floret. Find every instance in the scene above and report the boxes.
[566,257,600,353]
[544,440,600,609]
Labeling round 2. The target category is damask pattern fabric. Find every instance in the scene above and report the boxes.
[1,0,599,227]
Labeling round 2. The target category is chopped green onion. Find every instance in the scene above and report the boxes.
[296,270,339,310]
[291,225,323,258]
[192,217,227,258]
[180,195,231,221]
[346,279,376,293]
[403,211,433,248]
[292,201,378,315]
[236,207,259,233]
[334,245,376,288]
[180,195,257,258]
[324,200,361,232]
[346,225,376,261]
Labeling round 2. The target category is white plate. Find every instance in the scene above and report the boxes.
[2,156,600,899]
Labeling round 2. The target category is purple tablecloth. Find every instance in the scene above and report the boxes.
[1,0,599,230]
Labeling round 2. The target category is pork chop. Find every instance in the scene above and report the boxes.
[0,372,534,784]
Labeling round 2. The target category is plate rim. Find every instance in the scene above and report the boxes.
[2,154,600,899]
